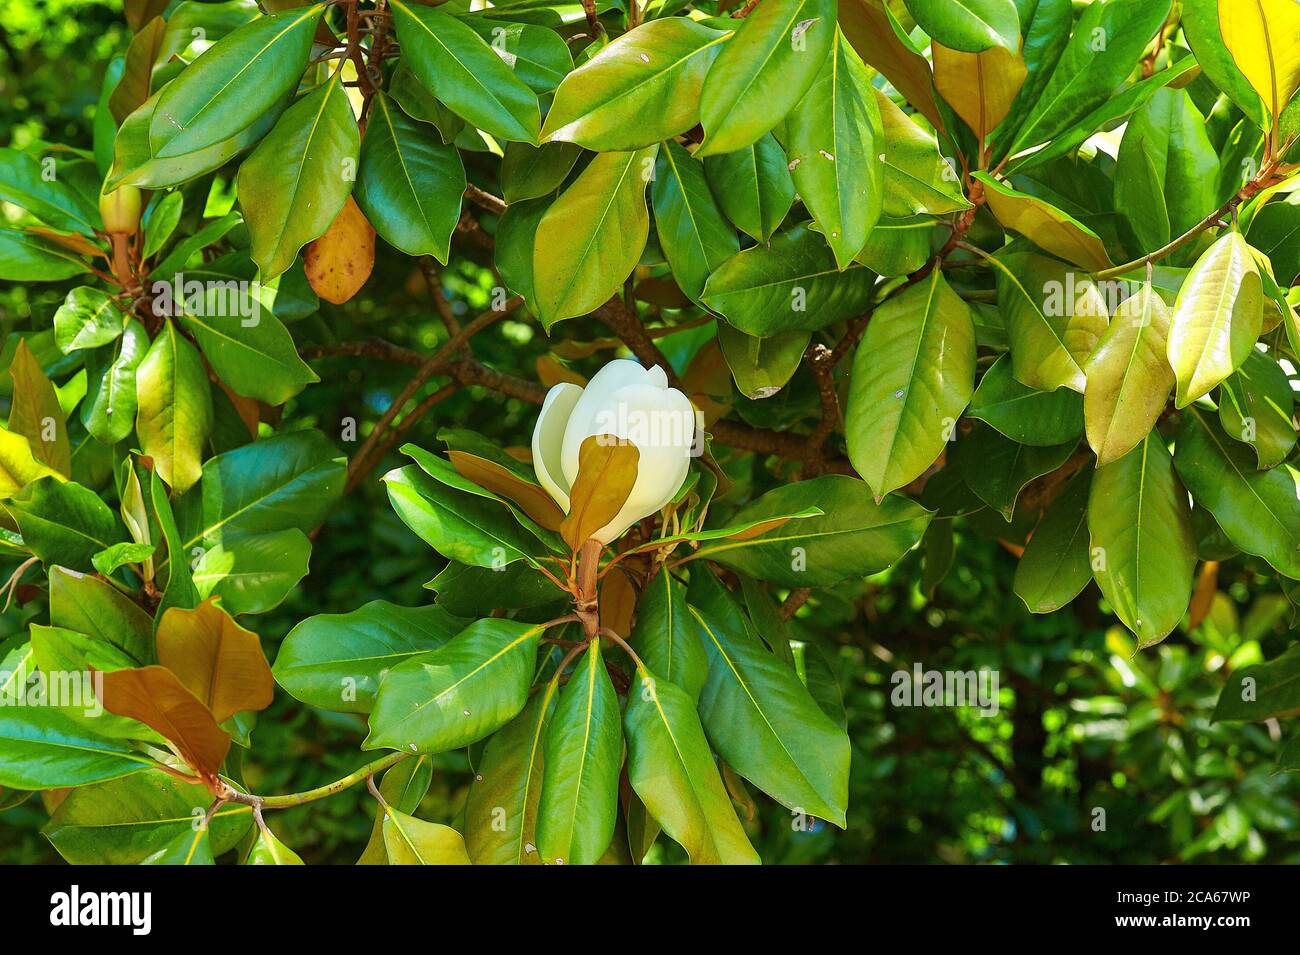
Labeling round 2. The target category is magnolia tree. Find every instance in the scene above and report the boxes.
[0,0,1299,865]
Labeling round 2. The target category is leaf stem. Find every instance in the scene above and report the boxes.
[215,751,409,811]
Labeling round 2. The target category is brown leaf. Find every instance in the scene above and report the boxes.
[96,666,231,781]
[560,434,640,550]
[536,355,586,388]
[1187,560,1219,632]
[304,196,375,304]
[109,15,166,123]
[447,450,565,531]
[8,340,71,477]
[599,566,637,637]
[25,227,104,259]
[156,598,275,723]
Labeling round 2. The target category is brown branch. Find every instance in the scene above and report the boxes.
[464,183,507,217]
[802,343,840,474]
[594,298,679,385]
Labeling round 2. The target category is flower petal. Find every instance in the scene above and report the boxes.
[532,382,583,511]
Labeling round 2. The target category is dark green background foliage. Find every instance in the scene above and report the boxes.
[2,0,1300,864]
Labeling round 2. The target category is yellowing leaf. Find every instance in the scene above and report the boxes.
[304,196,375,305]
[975,173,1113,272]
[155,598,274,723]
[1220,0,1300,120]
[97,665,231,781]
[0,425,60,499]
[382,809,471,864]
[8,340,71,477]
[560,435,640,550]
[933,43,1025,143]
[1168,231,1264,408]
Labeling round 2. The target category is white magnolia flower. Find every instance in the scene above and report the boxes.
[532,359,697,544]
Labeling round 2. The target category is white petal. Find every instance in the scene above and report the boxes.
[561,359,657,485]
[532,382,583,511]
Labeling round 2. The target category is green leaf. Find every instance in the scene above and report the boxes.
[696,474,932,586]
[134,318,212,493]
[690,575,849,826]
[975,172,1113,272]
[697,0,837,156]
[702,133,795,242]
[968,353,1083,447]
[1247,195,1300,287]
[851,215,936,276]
[717,324,809,399]
[0,707,153,790]
[464,681,558,865]
[839,0,944,131]
[1114,89,1220,256]
[142,828,215,865]
[701,223,875,336]
[463,18,574,94]
[846,269,976,498]
[192,526,312,616]
[0,228,90,281]
[1168,232,1264,408]
[149,8,321,158]
[533,146,656,328]
[152,465,200,616]
[43,770,252,864]
[53,287,125,353]
[1006,0,1172,156]
[1181,0,1268,129]
[92,541,156,577]
[364,618,542,753]
[536,640,623,865]
[237,73,359,281]
[500,141,581,204]
[953,422,1076,520]
[625,669,760,864]
[179,302,318,407]
[653,139,738,302]
[991,249,1108,394]
[8,339,71,476]
[1083,284,1175,466]
[4,477,125,571]
[1088,433,1196,648]
[784,30,883,269]
[49,565,152,664]
[1218,349,1296,469]
[354,92,466,262]
[542,17,729,151]
[630,571,708,701]
[1218,0,1300,121]
[389,0,540,144]
[1214,644,1300,721]
[246,827,305,865]
[358,756,433,864]
[1174,407,1300,580]
[274,600,469,714]
[382,809,471,864]
[1014,463,1093,613]
[903,0,1019,53]
[141,190,183,261]
[0,148,100,234]
[875,89,968,217]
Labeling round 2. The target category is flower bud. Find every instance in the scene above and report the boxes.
[532,359,697,544]
[99,185,142,235]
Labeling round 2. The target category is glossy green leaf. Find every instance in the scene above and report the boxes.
[968,353,1083,446]
[625,669,760,864]
[1218,349,1296,469]
[0,228,90,281]
[697,0,836,157]
[542,17,729,151]
[500,141,581,204]
[274,600,469,714]
[690,577,849,826]
[382,809,471,864]
[0,707,152,790]
[4,477,125,571]
[630,571,708,701]
[358,756,433,865]
[179,301,318,406]
[49,565,152,664]
[53,287,125,353]
[1214,643,1300,721]
[354,92,466,262]
[246,827,305,865]
[653,139,738,302]
[364,618,543,754]
[784,30,883,269]
[1083,284,1175,466]
[874,91,968,217]
[1088,432,1196,648]
[533,146,656,328]
[192,526,312,615]
[975,172,1112,271]
[1014,463,1093,613]
[1181,0,1268,128]
[903,0,1019,53]
[0,148,100,235]
[80,317,148,446]
[237,73,359,280]
[717,324,809,399]
[1168,231,1264,408]
[464,17,574,94]
[134,318,212,493]
[149,8,321,158]
[701,223,875,336]
[702,133,795,241]
[696,474,932,586]
[953,421,1077,520]
[389,0,540,144]
[536,640,622,865]
[1174,407,1300,580]
[846,270,976,498]
[464,681,557,865]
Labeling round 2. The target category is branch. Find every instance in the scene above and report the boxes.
[214,752,408,811]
